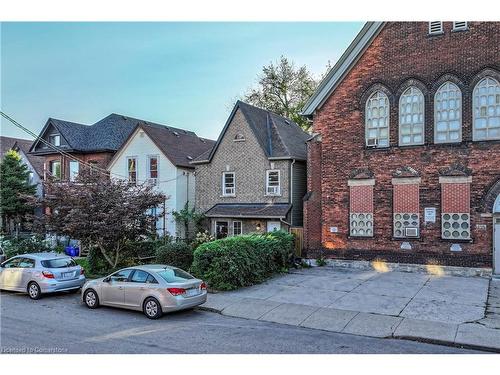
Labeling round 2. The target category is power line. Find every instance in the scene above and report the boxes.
[1,111,186,184]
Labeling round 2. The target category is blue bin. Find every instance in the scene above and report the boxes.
[64,246,80,257]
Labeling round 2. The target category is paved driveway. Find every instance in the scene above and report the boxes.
[223,266,490,324]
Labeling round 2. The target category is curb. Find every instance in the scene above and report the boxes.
[196,305,499,353]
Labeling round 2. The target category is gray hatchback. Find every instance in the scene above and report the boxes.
[82,264,207,319]
[0,252,86,299]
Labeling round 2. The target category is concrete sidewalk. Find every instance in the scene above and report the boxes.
[199,265,500,352]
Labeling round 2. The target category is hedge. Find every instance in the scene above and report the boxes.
[190,231,294,290]
[156,241,194,271]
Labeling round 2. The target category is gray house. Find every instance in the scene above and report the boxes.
[192,101,309,239]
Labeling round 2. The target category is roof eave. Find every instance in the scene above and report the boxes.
[301,22,385,117]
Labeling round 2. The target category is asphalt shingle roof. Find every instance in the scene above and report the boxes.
[0,136,44,176]
[204,203,292,218]
[140,123,215,168]
[194,101,309,163]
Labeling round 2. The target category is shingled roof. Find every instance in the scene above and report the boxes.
[1,136,44,176]
[204,203,292,219]
[193,101,310,164]
[124,122,215,168]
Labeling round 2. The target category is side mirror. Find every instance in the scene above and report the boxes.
[0,263,4,268]
[103,277,111,282]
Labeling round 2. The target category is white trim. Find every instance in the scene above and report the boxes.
[265,169,281,196]
[232,220,242,236]
[438,176,472,184]
[222,171,236,197]
[348,178,375,186]
[147,154,159,185]
[434,81,463,144]
[126,156,138,184]
[302,22,385,116]
[391,177,421,185]
[428,22,444,35]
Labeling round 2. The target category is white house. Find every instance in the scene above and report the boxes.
[107,120,215,238]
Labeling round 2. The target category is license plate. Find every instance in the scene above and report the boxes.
[185,288,199,297]
[62,272,73,279]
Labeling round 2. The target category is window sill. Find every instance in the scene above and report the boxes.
[440,238,473,243]
[427,32,444,37]
[347,236,374,240]
[265,194,282,197]
[220,195,236,198]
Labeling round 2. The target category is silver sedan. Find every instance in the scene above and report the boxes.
[0,252,86,299]
[82,264,207,319]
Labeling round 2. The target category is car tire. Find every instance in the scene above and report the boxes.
[84,289,99,309]
[143,297,162,319]
[27,282,42,300]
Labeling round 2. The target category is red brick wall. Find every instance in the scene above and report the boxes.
[350,185,373,213]
[43,152,114,180]
[304,138,323,250]
[393,184,419,213]
[442,183,470,213]
[306,22,500,267]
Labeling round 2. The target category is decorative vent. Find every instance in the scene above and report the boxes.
[453,22,468,31]
[429,21,443,35]
[350,213,373,237]
[394,213,420,238]
[442,213,470,239]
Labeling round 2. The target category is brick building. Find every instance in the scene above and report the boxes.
[302,22,500,272]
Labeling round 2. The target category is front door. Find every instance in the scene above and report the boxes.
[267,221,281,232]
[215,221,229,239]
[101,269,133,306]
[494,217,500,276]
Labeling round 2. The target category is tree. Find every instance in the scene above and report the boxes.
[33,170,167,269]
[0,150,37,234]
[243,56,318,132]
[172,202,205,241]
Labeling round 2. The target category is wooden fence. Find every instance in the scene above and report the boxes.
[290,227,303,258]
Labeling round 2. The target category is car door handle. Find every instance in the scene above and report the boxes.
[118,286,124,290]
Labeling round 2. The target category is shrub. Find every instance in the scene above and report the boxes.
[191,231,294,290]
[156,241,194,271]
[192,230,215,250]
[0,235,52,259]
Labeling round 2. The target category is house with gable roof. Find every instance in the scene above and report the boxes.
[192,100,309,239]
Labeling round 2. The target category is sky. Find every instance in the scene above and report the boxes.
[0,22,363,141]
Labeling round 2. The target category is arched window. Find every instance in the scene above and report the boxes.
[434,82,462,143]
[399,86,424,145]
[365,91,389,148]
[473,77,500,141]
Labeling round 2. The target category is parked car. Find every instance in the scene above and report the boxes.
[82,264,207,319]
[0,244,6,263]
[0,252,85,299]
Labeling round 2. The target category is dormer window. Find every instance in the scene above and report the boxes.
[234,133,245,142]
[453,22,468,31]
[428,22,443,35]
[49,134,61,146]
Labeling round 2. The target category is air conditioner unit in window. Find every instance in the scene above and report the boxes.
[366,138,378,148]
[405,227,419,238]
[267,186,279,195]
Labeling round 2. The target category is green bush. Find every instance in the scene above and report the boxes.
[0,235,52,259]
[191,231,294,291]
[156,241,194,271]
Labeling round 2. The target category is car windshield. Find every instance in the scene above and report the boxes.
[156,268,194,283]
[41,258,77,268]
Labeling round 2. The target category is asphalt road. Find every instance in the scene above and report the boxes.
[0,291,485,354]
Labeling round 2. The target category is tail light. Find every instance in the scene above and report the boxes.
[200,282,207,290]
[42,271,54,279]
[167,287,186,296]
[80,268,85,275]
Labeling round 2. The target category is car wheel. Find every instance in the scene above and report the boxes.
[143,297,162,319]
[27,282,42,300]
[84,289,99,309]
